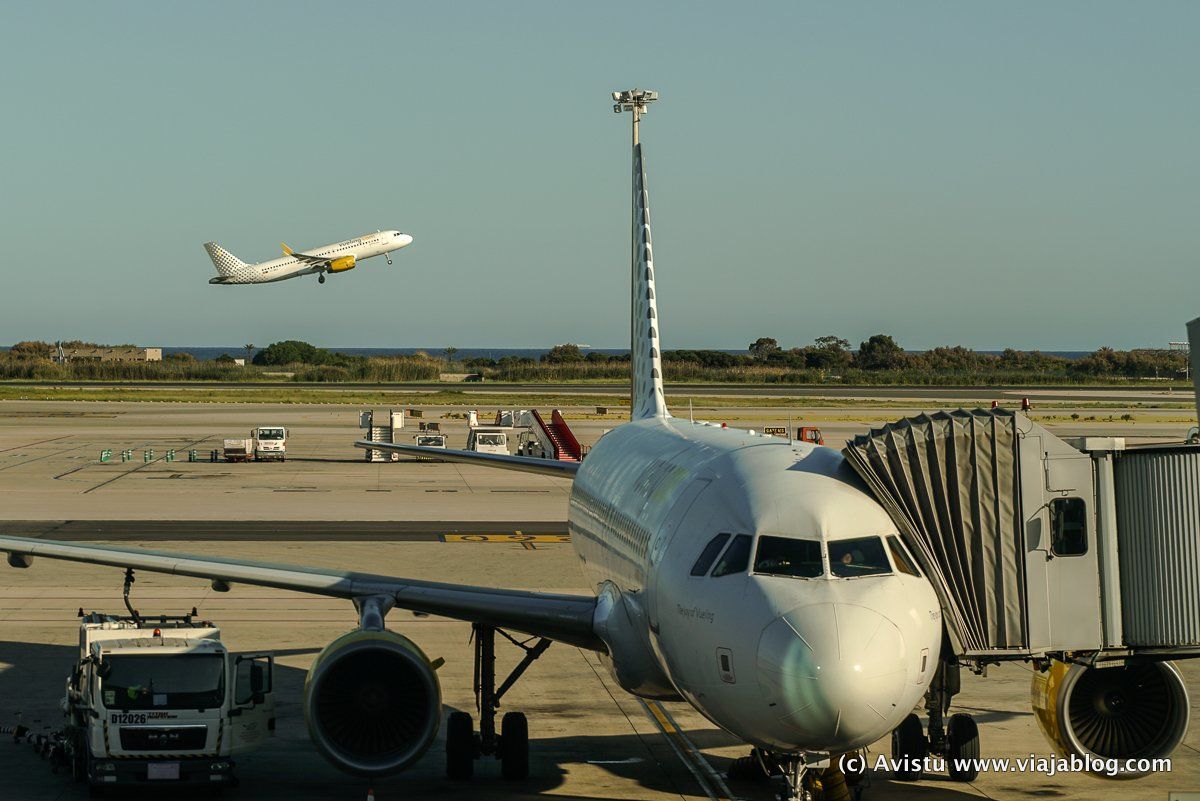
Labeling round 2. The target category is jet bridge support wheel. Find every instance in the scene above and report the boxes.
[446,624,549,780]
[945,714,980,782]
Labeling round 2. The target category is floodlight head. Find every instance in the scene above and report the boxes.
[609,88,659,115]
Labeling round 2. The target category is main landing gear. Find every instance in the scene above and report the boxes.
[891,660,980,783]
[445,623,551,781]
[318,273,326,284]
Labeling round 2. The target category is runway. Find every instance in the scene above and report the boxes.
[5,379,1195,404]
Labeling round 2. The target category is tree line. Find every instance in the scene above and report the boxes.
[0,337,1189,384]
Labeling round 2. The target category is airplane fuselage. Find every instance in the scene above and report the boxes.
[570,416,943,755]
[206,231,413,285]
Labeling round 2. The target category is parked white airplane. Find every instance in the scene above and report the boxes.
[204,230,413,285]
[2,94,1130,800]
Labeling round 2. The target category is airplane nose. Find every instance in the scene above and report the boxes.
[757,602,907,750]
[398,234,414,247]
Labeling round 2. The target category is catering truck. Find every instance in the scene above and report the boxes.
[63,610,275,792]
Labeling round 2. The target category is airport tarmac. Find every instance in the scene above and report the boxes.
[0,398,1193,522]
[2,396,1199,800]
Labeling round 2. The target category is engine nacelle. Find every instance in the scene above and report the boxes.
[1031,659,1189,777]
[303,629,441,777]
[329,255,356,273]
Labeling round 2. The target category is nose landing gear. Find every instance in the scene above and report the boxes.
[385,253,392,265]
[729,750,860,801]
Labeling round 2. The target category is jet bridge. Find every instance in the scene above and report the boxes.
[844,408,1200,663]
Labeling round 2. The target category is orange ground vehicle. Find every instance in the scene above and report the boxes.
[796,426,825,446]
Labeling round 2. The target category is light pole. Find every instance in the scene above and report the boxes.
[612,89,660,414]
[612,88,658,147]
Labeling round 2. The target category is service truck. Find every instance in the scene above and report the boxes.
[63,610,275,793]
[223,438,253,462]
[251,427,287,461]
[465,427,509,455]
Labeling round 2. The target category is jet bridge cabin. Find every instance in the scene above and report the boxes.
[843,408,1200,663]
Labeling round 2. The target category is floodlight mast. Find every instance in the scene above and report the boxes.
[611,88,658,146]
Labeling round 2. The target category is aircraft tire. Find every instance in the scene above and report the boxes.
[500,711,529,780]
[891,713,926,781]
[446,711,474,780]
[946,714,980,782]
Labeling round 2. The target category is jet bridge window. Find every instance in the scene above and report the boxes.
[753,536,824,578]
[828,536,892,578]
[1050,497,1088,556]
[711,534,752,577]
[690,532,731,576]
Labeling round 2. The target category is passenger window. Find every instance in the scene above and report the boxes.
[690,533,731,576]
[887,537,921,577]
[1050,497,1088,556]
[753,536,824,578]
[711,534,752,577]
[828,536,892,578]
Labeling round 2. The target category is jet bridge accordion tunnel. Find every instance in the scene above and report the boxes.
[843,409,1200,774]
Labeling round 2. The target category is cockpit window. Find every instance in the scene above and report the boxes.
[711,534,752,577]
[887,537,921,577]
[690,533,731,576]
[828,536,892,578]
[753,536,824,578]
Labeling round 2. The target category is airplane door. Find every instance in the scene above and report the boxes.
[230,653,275,754]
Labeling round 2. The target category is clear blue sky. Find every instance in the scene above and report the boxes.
[2,2,1197,351]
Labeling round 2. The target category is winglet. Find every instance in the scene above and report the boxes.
[281,242,293,256]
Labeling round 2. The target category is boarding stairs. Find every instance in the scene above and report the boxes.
[530,409,583,461]
[360,410,404,462]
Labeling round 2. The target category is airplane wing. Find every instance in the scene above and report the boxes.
[0,535,601,650]
[355,440,580,479]
[281,241,331,266]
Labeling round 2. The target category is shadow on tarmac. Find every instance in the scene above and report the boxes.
[0,641,987,800]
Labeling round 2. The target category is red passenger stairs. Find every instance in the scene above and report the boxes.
[531,409,583,461]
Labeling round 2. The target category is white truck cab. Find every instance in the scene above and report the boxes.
[64,612,274,792]
[252,427,287,461]
[466,427,509,455]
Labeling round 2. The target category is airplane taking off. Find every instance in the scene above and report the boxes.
[1,91,1176,800]
[204,230,413,285]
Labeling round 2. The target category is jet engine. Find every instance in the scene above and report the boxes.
[303,629,442,777]
[329,255,356,273]
[1031,659,1189,777]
